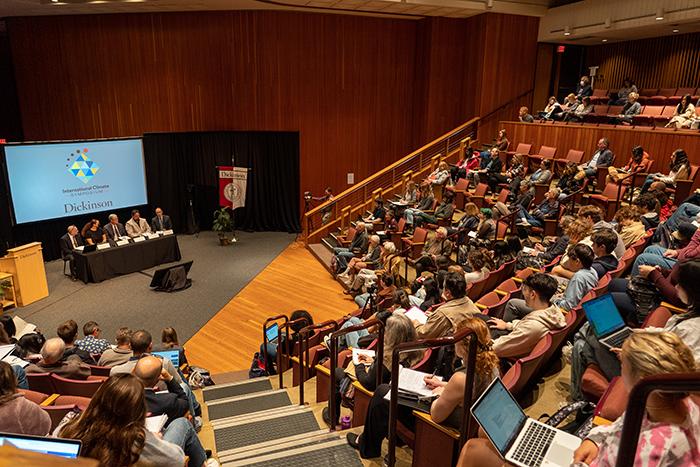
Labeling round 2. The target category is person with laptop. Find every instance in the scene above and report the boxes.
[488,273,566,359]
[0,361,51,436]
[458,331,699,467]
[133,356,188,427]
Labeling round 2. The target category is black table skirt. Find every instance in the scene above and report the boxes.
[74,235,182,283]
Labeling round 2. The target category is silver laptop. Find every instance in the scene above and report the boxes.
[582,293,632,350]
[471,378,581,467]
[0,432,82,458]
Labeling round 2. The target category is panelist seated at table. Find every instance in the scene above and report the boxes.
[104,213,127,241]
[151,207,172,232]
[125,209,152,238]
[60,225,83,280]
[81,219,107,245]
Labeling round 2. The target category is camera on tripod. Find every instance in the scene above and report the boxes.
[303,191,312,201]
[366,283,378,294]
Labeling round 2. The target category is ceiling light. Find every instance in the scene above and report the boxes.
[672,28,680,33]
[602,39,607,43]
[564,26,571,36]
[655,8,664,20]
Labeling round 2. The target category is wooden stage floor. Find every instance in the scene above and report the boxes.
[184,241,357,374]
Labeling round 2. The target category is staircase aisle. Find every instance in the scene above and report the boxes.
[197,375,366,467]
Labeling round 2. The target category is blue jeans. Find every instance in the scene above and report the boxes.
[180,382,200,418]
[631,245,677,275]
[13,365,28,390]
[338,317,368,349]
[163,417,207,467]
[333,247,356,270]
[640,174,658,193]
[664,202,700,232]
[517,206,544,228]
[403,208,421,225]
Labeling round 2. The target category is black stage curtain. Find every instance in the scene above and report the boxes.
[0,131,300,261]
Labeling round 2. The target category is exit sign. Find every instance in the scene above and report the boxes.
[557,45,566,53]
[0,139,6,144]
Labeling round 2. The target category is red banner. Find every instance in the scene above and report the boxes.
[218,166,233,208]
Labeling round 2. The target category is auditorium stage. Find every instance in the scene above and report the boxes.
[12,231,296,355]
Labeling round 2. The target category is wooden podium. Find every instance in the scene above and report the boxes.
[0,242,49,307]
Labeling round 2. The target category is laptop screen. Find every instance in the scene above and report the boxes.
[0,432,81,458]
[266,323,279,343]
[152,349,180,368]
[471,378,526,455]
[582,293,625,338]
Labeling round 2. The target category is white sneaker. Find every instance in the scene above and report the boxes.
[561,342,573,365]
[193,416,203,432]
[205,459,221,467]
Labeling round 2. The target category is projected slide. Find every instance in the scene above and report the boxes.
[4,139,148,224]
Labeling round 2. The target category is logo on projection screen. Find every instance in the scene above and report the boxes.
[67,148,100,184]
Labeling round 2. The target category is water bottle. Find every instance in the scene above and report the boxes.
[340,415,351,430]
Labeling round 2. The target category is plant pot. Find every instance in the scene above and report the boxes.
[217,233,233,246]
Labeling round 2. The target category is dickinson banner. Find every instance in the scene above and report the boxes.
[218,166,248,209]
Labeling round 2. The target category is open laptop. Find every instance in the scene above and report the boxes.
[471,378,580,467]
[582,293,632,350]
[0,432,81,458]
[152,349,180,368]
[265,322,280,344]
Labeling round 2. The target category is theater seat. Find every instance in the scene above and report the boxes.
[594,377,628,422]
[581,364,610,402]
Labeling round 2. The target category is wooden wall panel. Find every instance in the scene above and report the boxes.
[587,32,700,91]
[501,122,700,187]
[7,11,539,200]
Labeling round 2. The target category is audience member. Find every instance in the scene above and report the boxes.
[414,228,453,275]
[550,244,597,312]
[578,205,625,258]
[606,145,650,185]
[526,159,553,185]
[134,356,188,426]
[476,208,496,240]
[487,154,524,193]
[518,106,534,123]
[665,94,696,129]
[332,221,368,272]
[557,93,579,120]
[634,193,660,230]
[260,310,314,370]
[515,188,560,228]
[640,148,690,194]
[468,147,502,188]
[403,186,435,228]
[557,161,583,197]
[409,276,441,311]
[424,161,451,188]
[564,96,593,122]
[508,180,534,210]
[515,216,575,270]
[488,273,564,359]
[414,191,455,226]
[630,213,700,275]
[25,337,90,379]
[347,241,399,297]
[354,275,396,309]
[574,138,614,180]
[464,249,492,285]
[98,327,133,367]
[414,272,479,338]
[0,361,51,436]
[609,77,637,105]
[156,327,188,367]
[575,76,592,100]
[613,206,646,247]
[339,234,381,285]
[611,92,641,124]
[589,229,620,279]
[450,152,479,183]
[75,321,111,355]
[537,96,562,120]
[57,320,95,364]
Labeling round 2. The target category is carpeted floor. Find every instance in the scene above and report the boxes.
[9,231,296,345]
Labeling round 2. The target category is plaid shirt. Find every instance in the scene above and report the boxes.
[75,335,111,355]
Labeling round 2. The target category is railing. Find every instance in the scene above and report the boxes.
[327,318,385,431]
[387,328,478,467]
[297,320,339,406]
[303,117,480,244]
[615,372,700,467]
[261,315,309,390]
[477,89,534,142]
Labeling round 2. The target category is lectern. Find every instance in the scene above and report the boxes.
[0,242,49,307]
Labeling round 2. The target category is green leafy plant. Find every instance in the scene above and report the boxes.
[212,208,234,244]
[0,280,10,299]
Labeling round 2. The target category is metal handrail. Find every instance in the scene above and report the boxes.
[262,314,288,389]
[387,328,478,467]
[275,317,310,390]
[615,372,700,467]
[297,320,340,406]
[328,318,385,431]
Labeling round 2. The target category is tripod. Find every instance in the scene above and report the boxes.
[360,287,378,319]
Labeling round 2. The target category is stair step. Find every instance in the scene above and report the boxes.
[214,407,321,452]
[211,404,305,428]
[218,429,342,462]
[207,390,292,421]
[203,378,273,402]
[221,438,363,466]
[308,243,333,270]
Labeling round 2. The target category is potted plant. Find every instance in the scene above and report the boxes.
[212,207,234,245]
[0,280,10,303]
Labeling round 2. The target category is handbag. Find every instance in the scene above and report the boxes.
[248,352,269,379]
[627,276,660,325]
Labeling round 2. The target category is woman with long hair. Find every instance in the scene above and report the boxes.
[82,219,107,245]
[666,94,696,128]
[348,316,499,459]
[157,327,188,367]
[0,361,50,435]
[640,149,690,194]
[57,373,190,466]
[409,276,442,311]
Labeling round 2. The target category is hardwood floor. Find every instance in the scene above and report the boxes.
[184,241,357,374]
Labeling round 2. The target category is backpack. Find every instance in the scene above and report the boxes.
[248,352,269,379]
[188,366,214,388]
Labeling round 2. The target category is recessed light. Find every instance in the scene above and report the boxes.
[602,39,607,42]
[655,8,664,20]
[564,26,571,36]
[673,29,680,33]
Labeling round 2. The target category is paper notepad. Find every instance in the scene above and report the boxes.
[0,344,15,361]
[522,246,536,254]
[145,414,168,433]
[352,348,375,365]
[404,306,428,325]
[383,366,442,401]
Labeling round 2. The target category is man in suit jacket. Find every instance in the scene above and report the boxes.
[151,207,173,231]
[126,209,152,237]
[60,225,83,280]
[576,138,614,179]
[134,356,188,426]
[104,213,127,241]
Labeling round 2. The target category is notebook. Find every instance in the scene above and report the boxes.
[152,349,180,368]
[582,293,632,350]
[404,306,428,325]
[0,432,81,459]
[471,378,580,467]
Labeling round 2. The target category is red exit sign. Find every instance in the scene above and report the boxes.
[0,139,6,144]
[557,45,566,53]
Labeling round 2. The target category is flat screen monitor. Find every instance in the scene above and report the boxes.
[3,138,148,224]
